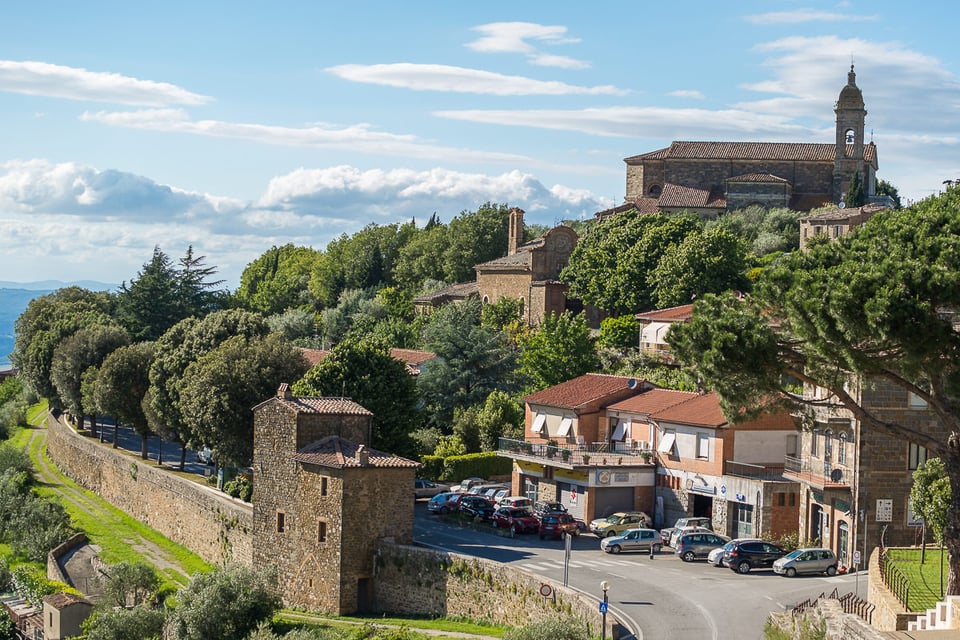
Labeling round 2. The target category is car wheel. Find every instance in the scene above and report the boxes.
[653,543,662,553]
[826,565,837,576]
[736,561,751,574]
[610,545,621,554]
[605,530,618,537]
[510,524,518,534]
[786,567,797,578]
[440,506,448,514]
[682,551,696,562]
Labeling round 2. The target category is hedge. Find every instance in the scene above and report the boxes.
[421,452,512,483]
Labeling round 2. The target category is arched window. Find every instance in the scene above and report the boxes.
[845,128,856,144]
[811,428,820,457]
[823,429,833,461]
[649,184,662,197]
[482,295,489,304]
[838,432,848,465]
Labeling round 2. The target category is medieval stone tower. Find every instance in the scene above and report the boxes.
[252,384,419,614]
[833,65,869,202]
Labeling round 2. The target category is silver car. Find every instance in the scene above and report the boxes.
[674,532,730,562]
[600,528,662,554]
[773,548,838,577]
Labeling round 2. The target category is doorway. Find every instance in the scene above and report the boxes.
[692,494,713,518]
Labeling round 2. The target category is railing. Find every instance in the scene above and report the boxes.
[880,548,911,610]
[792,588,874,625]
[723,460,786,480]
[783,455,850,487]
[497,437,654,466]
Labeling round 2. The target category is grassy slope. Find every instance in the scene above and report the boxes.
[887,547,950,612]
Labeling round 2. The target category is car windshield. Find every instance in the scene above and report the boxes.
[783,550,804,560]
[606,515,622,523]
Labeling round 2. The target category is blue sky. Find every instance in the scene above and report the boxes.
[1,1,958,288]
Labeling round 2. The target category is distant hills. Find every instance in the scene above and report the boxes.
[0,281,116,367]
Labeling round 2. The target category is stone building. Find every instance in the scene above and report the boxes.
[413,208,581,325]
[798,203,888,250]
[252,384,419,614]
[617,67,883,216]
[43,592,94,640]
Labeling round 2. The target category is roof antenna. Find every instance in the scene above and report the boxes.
[341,380,346,400]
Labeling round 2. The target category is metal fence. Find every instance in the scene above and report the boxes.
[792,588,874,625]
[879,548,911,610]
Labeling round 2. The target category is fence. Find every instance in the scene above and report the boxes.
[792,588,875,625]
[879,548,911,610]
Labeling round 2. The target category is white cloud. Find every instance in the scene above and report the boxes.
[466,22,589,69]
[744,9,879,25]
[668,89,705,99]
[325,63,621,95]
[0,60,210,106]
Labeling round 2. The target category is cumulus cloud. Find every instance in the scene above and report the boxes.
[744,9,879,25]
[0,60,210,106]
[325,63,622,95]
[668,89,705,99]
[465,22,588,69]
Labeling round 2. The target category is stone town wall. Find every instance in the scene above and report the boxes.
[374,543,613,635]
[866,548,921,631]
[46,418,253,566]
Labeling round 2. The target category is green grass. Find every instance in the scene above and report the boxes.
[277,611,506,638]
[887,547,950,612]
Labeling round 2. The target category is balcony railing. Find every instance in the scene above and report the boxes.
[497,437,654,467]
[783,455,850,488]
[723,459,786,481]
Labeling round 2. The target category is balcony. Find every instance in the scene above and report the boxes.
[723,460,786,481]
[783,455,851,489]
[497,437,654,468]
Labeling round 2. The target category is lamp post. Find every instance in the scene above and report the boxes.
[600,580,610,640]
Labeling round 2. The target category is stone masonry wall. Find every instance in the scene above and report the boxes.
[375,543,612,635]
[46,418,253,566]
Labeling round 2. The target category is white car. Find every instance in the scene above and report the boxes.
[707,546,726,567]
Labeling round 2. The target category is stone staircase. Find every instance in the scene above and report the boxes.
[907,595,960,631]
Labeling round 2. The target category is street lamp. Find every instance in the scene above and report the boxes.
[600,580,610,640]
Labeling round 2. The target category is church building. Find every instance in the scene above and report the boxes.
[615,67,882,217]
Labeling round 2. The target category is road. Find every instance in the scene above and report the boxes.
[413,503,868,640]
[90,419,214,476]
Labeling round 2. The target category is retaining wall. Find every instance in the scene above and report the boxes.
[45,418,253,567]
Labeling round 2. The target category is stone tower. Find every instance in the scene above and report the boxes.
[833,65,867,203]
[507,207,525,255]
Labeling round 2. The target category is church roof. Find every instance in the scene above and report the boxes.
[658,184,726,209]
[727,173,791,184]
[412,280,479,304]
[294,435,420,469]
[626,141,876,163]
[474,251,532,271]
[263,395,373,416]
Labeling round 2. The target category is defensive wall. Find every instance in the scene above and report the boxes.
[45,417,253,567]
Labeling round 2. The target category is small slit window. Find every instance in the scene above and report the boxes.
[318,520,327,543]
[277,511,285,534]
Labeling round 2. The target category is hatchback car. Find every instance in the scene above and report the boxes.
[491,507,539,534]
[773,548,838,577]
[539,512,580,539]
[724,540,787,574]
[414,479,450,499]
[589,511,652,537]
[669,526,714,550]
[498,496,533,511]
[708,538,761,568]
[427,492,461,514]
[600,528,661,554]
[674,532,730,562]
[660,516,713,545]
[458,495,495,521]
[533,500,567,519]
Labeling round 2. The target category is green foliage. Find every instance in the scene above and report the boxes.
[102,560,161,608]
[167,564,281,640]
[267,308,317,342]
[293,338,420,456]
[94,342,156,456]
[708,205,802,258]
[50,322,130,418]
[597,316,640,351]
[438,452,511,482]
[763,613,826,640]
[236,244,321,315]
[0,608,15,640]
[650,226,749,308]
[502,617,587,640]
[418,455,444,480]
[519,312,597,391]
[912,458,950,545]
[451,407,482,453]
[433,434,467,457]
[877,178,902,209]
[481,297,523,332]
[224,475,253,502]
[442,203,511,284]
[844,170,865,208]
[0,378,22,407]
[84,605,166,640]
[596,348,697,390]
[475,390,524,451]
[10,565,59,606]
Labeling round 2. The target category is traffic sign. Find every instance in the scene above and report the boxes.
[599,602,608,614]
[853,550,861,566]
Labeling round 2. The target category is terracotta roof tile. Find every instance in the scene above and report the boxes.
[42,593,91,609]
[273,396,373,416]
[294,435,420,469]
[606,388,699,415]
[389,349,436,366]
[652,392,726,427]
[800,203,888,223]
[658,183,711,208]
[627,141,875,163]
[412,281,479,304]
[635,304,694,323]
[726,173,790,183]
[474,251,532,271]
[523,373,647,409]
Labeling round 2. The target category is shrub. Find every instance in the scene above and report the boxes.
[503,617,588,640]
[224,476,253,502]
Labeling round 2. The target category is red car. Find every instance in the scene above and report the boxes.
[539,512,580,539]
[491,507,539,534]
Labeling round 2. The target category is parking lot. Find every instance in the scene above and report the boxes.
[413,501,867,640]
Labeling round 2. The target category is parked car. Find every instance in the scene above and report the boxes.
[600,528,662,554]
[539,512,580,539]
[491,507,539,534]
[492,488,511,503]
[708,538,761,568]
[674,532,731,562]
[482,485,510,500]
[451,477,486,493]
[724,539,787,574]
[414,478,450,499]
[197,447,214,465]
[427,492,462,514]
[669,526,714,550]
[660,516,713,545]
[773,548,838,577]
[589,511,652,538]
[533,500,567,519]
[468,483,505,496]
[498,496,533,511]
[458,495,495,521]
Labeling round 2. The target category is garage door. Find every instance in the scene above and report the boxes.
[558,482,585,521]
[592,487,635,520]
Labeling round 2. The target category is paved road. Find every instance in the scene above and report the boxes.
[89,419,214,476]
[413,503,868,640]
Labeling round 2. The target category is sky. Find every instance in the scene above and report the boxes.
[1,1,958,289]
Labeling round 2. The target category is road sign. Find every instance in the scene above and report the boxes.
[599,601,608,614]
[539,584,553,598]
[876,499,893,522]
[853,550,861,566]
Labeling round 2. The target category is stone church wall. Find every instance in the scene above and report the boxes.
[46,418,253,566]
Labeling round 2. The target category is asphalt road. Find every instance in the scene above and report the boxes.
[413,502,868,640]
[89,419,214,476]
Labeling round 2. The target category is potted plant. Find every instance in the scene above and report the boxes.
[561,449,571,462]
[640,450,653,463]
[546,439,558,458]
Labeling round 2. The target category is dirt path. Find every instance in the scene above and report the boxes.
[26,412,190,583]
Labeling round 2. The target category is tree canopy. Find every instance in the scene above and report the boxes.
[668,186,960,594]
[519,312,597,391]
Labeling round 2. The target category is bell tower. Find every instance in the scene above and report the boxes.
[833,65,867,202]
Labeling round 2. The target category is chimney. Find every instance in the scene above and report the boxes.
[508,207,525,255]
[277,383,292,400]
[355,444,370,466]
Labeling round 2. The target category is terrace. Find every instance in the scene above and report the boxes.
[496,437,654,468]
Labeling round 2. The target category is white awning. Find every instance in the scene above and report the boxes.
[612,419,629,441]
[657,431,676,454]
[531,413,546,433]
[557,416,573,437]
[640,321,672,345]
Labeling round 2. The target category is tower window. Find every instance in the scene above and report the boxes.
[318,520,327,542]
[321,477,328,496]
[277,511,286,534]
[649,185,662,197]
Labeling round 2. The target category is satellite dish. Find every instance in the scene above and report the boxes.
[830,468,843,483]
[838,202,846,209]
[627,378,638,389]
